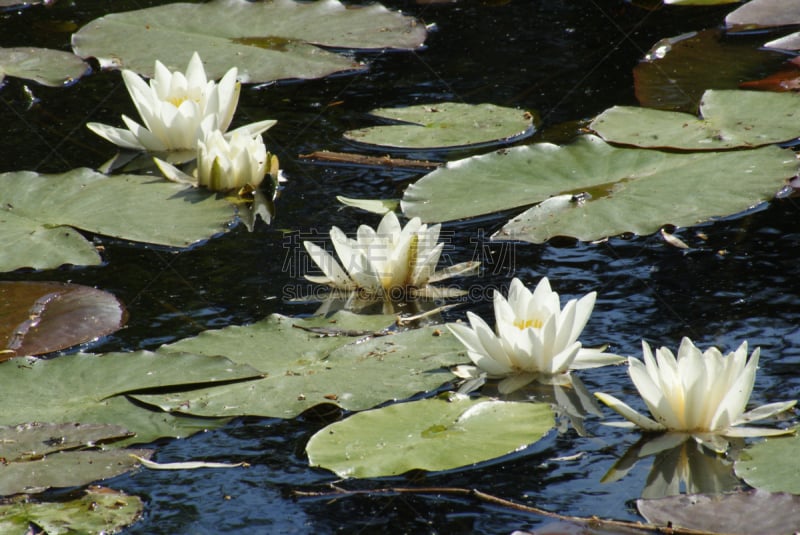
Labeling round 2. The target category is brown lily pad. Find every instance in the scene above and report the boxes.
[0,281,127,361]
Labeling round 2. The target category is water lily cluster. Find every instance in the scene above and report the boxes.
[88,52,279,192]
[436,275,795,455]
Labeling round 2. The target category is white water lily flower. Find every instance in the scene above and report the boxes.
[87,52,275,152]
[303,211,477,297]
[154,123,279,192]
[447,277,624,393]
[595,337,796,453]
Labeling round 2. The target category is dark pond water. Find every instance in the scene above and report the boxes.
[3,0,800,532]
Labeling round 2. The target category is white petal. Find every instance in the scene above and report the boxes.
[629,356,681,429]
[120,115,169,152]
[228,119,277,138]
[497,373,538,394]
[570,347,626,369]
[303,240,353,289]
[733,400,797,425]
[594,392,666,432]
[153,157,197,186]
[723,426,795,438]
[86,122,147,151]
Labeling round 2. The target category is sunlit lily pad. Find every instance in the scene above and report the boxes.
[1,422,133,462]
[71,0,426,83]
[306,395,554,478]
[131,312,467,419]
[0,282,127,360]
[734,433,800,493]
[343,103,534,150]
[0,487,143,533]
[0,352,262,443]
[634,30,786,111]
[0,448,152,496]
[726,0,800,30]
[401,135,794,242]
[637,489,800,535]
[591,89,800,150]
[0,168,235,272]
[0,47,89,87]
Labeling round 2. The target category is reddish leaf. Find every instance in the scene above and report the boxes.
[740,57,800,92]
[634,29,786,111]
[0,281,127,360]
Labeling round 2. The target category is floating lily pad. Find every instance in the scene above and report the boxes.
[591,89,800,150]
[726,0,800,30]
[306,395,554,478]
[0,487,144,533]
[0,282,127,360]
[734,433,800,493]
[1,422,133,462]
[634,30,786,111]
[0,168,235,272]
[0,449,152,496]
[637,489,800,535]
[336,195,398,215]
[401,135,794,242]
[0,352,262,443]
[131,312,467,419]
[0,47,89,87]
[71,0,426,83]
[343,103,534,150]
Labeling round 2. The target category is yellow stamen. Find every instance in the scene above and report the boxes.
[514,318,543,329]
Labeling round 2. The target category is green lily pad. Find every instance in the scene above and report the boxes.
[0,168,235,272]
[336,195,398,215]
[0,47,89,87]
[71,0,426,83]
[734,433,800,494]
[0,352,262,443]
[131,312,467,419]
[401,135,794,242]
[343,103,534,150]
[634,31,786,112]
[591,89,800,150]
[726,0,800,30]
[0,449,152,496]
[306,395,554,478]
[1,422,133,462]
[637,489,800,535]
[0,282,127,360]
[0,487,143,533]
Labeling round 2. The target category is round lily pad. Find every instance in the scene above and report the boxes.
[71,0,426,83]
[306,395,554,478]
[343,103,535,150]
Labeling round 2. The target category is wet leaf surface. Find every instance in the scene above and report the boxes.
[343,103,534,150]
[132,312,467,419]
[0,47,88,86]
[402,135,794,242]
[0,168,235,272]
[637,489,800,535]
[71,0,426,82]
[0,282,127,360]
[0,486,144,533]
[306,396,554,478]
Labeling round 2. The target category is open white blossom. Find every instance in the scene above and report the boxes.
[448,277,624,393]
[595,337,796,452]
[87,52,274,152]
[154,121,279,192]
[303,211,478,298]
